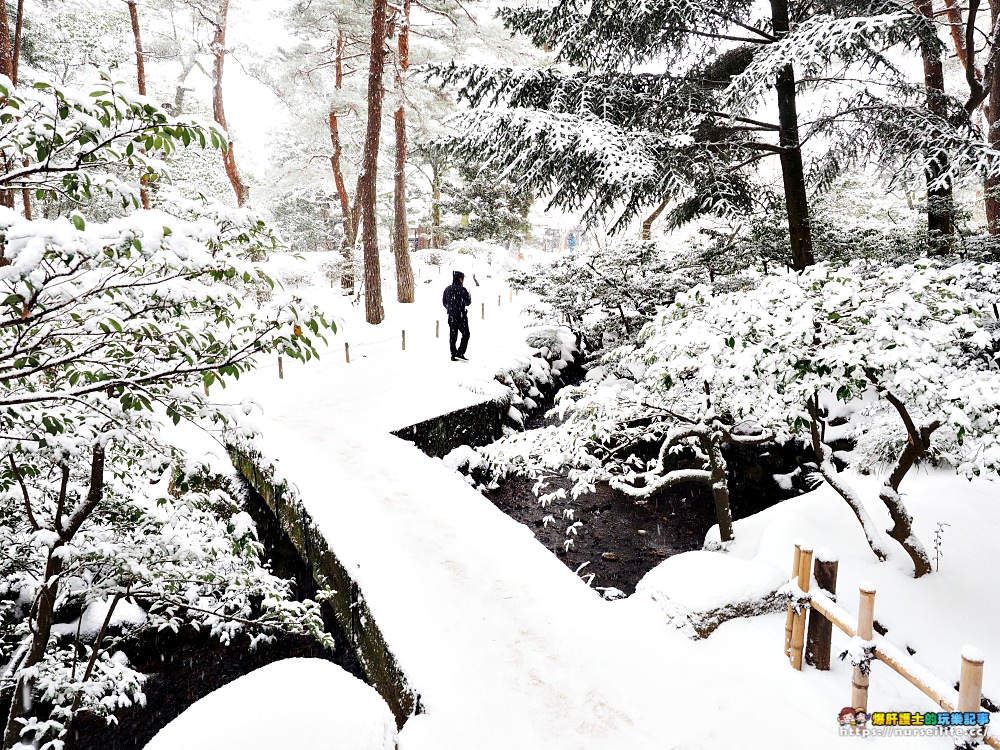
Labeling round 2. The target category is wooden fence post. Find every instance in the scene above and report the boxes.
[498,294,501,307]
[481,302,485,320]
[785,543,803,657]
[789,544,813,670]
[958,648,985,714]
[851,584,876,712]
[345,342,350,364]
[436,320,440,338]
[278,355,283,380]
[402,330,406,351]
[806,554,838,670]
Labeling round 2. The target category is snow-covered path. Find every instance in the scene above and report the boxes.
[187,253,996,750]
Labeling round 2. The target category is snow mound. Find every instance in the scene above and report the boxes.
[442,445,485,473]
[636,551,787,638]
[143,659,397,750]
[524,326,576,362]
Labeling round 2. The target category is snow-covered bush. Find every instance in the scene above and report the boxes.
[415,249,445,266]
[447,238,503,264]
[1,460,332,746]
[492,326,582,429]
[484,260,1000,576]
[0,75,336,748]
[508,239,714,345]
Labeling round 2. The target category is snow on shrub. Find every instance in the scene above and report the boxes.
[634,260,999,573]
[0,75,336,748]
[482,260,1000,575]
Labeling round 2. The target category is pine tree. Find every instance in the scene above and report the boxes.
[439,161,532,244]
[390,0,415,303]
[432,0,994,267]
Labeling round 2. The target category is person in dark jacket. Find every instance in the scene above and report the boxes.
[442,270,472,361]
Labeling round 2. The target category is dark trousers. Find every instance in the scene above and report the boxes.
[448,315,470,357]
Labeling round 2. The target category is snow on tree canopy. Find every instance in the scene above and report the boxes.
[633,260,1000,477]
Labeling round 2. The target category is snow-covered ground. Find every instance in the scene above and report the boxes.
[149,250,999,750]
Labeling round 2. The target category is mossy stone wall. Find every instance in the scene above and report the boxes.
[228,446,418,729]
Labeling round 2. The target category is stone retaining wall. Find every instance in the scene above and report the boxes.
[228,445,419,729]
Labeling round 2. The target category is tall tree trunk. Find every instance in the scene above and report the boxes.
[943,0,973,73]
[915,0,955,251]
[393,107,414,302]
[329,30,354,247]
[986,3,1000,233]
[358,0,388,324]
[11,0,22,83]
[392,0,415,303]
[329,29,359,293]
[128,2,148,98]
[329,30,356,291]
[12,0,29,219]
[0,3,12,80]
[330,111,355,245]
[128,1,152,210]
[330,110,356,292]
[0,4,15,212]
[641,198,669,240]
[770,0,814,271]
[430,159,444,248]
[210,0,249,207]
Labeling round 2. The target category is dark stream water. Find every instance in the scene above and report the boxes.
[482,418,817,595]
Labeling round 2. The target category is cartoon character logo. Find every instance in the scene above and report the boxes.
[854,709,868,727]
[839,707,857,726]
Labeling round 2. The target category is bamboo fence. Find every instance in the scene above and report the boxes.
[784,542,997,748]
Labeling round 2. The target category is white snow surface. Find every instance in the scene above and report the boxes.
[145,659,397,750]
[636,550,787,614]
[164,251,998,750]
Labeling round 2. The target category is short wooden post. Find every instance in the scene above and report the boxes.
[789,545,813,670]
[784,544,803,657]
[851,584,876,712]
[481,302,485,320]
[497,294,501,307]
[345,342,351,364]
[806,554,838,670]
[436,320,440,338]
[958,648,985,715]
[278,355,283,380]
[402,330,406,351]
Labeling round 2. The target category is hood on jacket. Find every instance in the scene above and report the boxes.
[452,270,465,284]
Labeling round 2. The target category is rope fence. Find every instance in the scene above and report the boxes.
[250,285,521,370]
